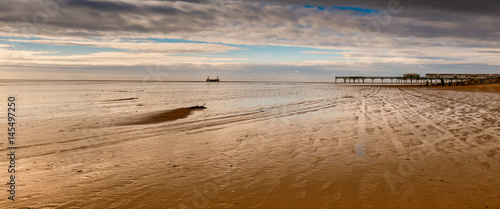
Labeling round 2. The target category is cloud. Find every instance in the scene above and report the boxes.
[7,38,242,53]
[0,44,246,68]
[241,0,500,16]
[0,0,499,81]
[0,0,497,44]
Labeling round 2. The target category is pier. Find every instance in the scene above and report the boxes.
[334,76,424,84]
[335,73,500,85]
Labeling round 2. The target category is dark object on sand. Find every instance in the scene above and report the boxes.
[124,108,194,125]
[108,97,139,101]
[206,76,220,82]
[189,103,206,109]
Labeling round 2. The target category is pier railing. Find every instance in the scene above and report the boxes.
[334,76,499,84]
[335,76,424,84]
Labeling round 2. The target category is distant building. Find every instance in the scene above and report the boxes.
[440,74,455,78]
[425,74,438,78]
[479,74,500,79]
[490,74,500,79]
[403,73,420,78]
[457,74,471,79]
[425,73,500,79]
[478,74,488,79]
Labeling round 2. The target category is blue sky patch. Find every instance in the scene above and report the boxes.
[333,6,379,14]
[211,45,343,63]
[0,38,126,56]
[303,5,325,11]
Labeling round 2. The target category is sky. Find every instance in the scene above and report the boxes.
[0,0,499,81]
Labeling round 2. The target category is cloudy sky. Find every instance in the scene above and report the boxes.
[0,0,499,81]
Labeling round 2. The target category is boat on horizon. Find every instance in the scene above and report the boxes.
[206,76,220,82]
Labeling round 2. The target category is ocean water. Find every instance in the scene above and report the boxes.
[0,80,368,136]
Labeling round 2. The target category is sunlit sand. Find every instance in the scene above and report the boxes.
[0,81,499,208]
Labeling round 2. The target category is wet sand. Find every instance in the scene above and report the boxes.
[0,82,499,209]
[428,83,500,93]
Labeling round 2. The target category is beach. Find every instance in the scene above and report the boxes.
[0,80,499,208]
